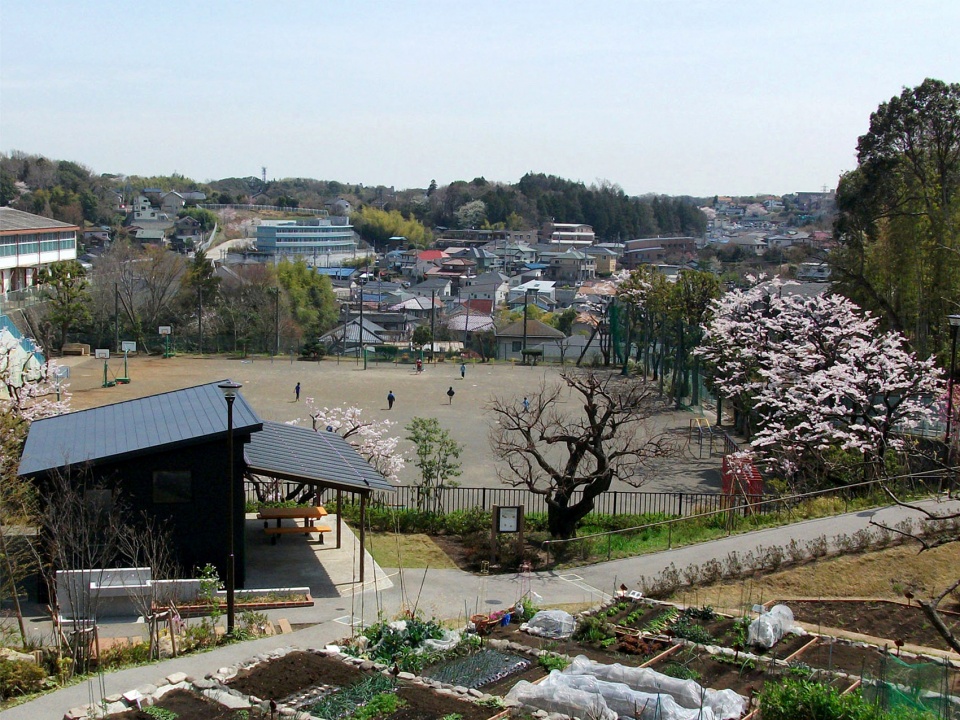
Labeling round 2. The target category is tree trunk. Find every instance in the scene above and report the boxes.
[546,477,611,539]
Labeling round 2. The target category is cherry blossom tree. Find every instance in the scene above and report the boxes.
[304,403,404,482]
[700,277,944,485]
[0,331,69,647]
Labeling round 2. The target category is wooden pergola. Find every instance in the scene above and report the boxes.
[243,421,395,583]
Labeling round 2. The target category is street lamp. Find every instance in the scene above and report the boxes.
[945,315,960,451]
[218,380,242,636]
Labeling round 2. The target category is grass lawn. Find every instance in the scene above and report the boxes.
[364,532,458,569]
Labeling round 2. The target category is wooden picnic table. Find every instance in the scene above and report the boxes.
[256,506,330,544]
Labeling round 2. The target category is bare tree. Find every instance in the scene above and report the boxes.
[91,241,186,351]
[40,470,125,674]
[488,371,676,538]
[117,514,182,660]
[871,489,960,654]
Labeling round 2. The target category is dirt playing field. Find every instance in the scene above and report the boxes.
[59,353,721,492]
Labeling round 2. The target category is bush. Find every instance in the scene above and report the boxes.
[758,678,927,720]
[300,340,326,360]
[0,658,46,699]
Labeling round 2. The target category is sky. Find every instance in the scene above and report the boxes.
[1,0,958,198]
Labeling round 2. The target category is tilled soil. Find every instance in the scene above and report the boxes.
[227,651,362,700]
[786,599,960,653]
[108,689,267,719]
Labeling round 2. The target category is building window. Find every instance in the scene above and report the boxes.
[153,470,192,504]
[512,341,522,352]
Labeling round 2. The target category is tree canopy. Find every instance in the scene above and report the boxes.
[831,78,960,358]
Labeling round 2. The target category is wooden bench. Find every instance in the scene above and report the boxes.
[264,524,332,545]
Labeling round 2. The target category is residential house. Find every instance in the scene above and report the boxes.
[621,237,696,269]
[408,276,452,299]
[387,295,443,321]
[424,257,476,287]
[539,248,596,283]
[321,316,389,353]
[399,249,448,279]
[507,280,557,305]
[495,317,566,361]
[135,229,167,245]
[541,222,595,248]
[463,271,509,307]
[161,191,185,214]
[444,246,499,273]
[173,216,203,249]
[339,311,416,344]
[325,198,352,216]
[584,246,618,275]
[132,195,160,222]
[486,241,536,275]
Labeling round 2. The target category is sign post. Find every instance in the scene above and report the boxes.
[490,505,524,568]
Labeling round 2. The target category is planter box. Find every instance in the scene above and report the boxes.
[159,589,313,617]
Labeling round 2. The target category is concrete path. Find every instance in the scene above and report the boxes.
[5,495,956,719]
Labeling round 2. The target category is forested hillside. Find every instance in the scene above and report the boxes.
[1,152,706,243]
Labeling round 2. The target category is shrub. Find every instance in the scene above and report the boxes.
[0,658,47,699]
[759,679,877,720]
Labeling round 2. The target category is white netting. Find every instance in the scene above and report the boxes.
[564,655,748,719]
[747,604,798,649]
[507,670,727,720]
[521,609,576,639]
[422,628,460,652]
[506,675,618,720]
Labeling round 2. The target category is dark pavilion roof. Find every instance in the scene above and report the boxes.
[245,421,394,493]
[18,381,261,476]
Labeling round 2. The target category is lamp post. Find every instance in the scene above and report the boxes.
[218,380,241,636]
[945,315,960,452]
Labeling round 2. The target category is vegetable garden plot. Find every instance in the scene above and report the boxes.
[785,599,960,653]
[227,650,362,701]
[645,645,769,699]
[794,637,901,679]
[108,689,265,720]
[423,648,531,688]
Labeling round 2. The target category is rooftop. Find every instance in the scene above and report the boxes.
[18,381,261,476]
[0,207,78,233]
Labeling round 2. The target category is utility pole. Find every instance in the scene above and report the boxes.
[430,289,436,363]
[114,283,120,352]
[522,288,531,361]
[198,285,203,356]
[357,269,364,366]
[273,287,280,356]
[463,290,470,347]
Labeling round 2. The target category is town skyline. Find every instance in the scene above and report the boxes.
[2,1,957,197]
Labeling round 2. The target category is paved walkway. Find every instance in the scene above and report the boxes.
[3,496,957,719]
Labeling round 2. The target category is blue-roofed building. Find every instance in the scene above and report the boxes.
[18,381,392,591]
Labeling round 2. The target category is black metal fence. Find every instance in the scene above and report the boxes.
[245,480,735,518]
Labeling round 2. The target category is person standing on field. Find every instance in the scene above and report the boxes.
[387,390,395,409]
